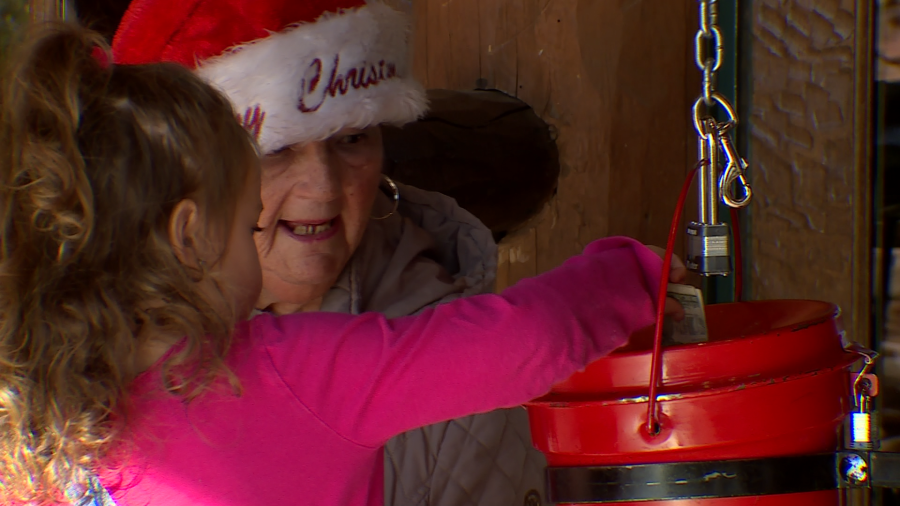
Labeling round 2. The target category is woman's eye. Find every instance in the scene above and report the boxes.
[340,133,366,144]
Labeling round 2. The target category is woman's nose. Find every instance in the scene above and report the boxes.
[286,141,341,201]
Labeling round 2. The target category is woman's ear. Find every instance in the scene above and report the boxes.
[168,199,202,270]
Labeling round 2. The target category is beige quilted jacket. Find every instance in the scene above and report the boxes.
[318,182,547,506]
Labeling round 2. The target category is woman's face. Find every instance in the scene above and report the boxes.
[254,126,384,313]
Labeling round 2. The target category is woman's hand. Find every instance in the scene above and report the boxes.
[646,245,687,321]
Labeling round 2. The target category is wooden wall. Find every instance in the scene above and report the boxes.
[411,0,873,346]
[409,0,699,290]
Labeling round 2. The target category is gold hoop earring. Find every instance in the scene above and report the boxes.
[371,175,400,220]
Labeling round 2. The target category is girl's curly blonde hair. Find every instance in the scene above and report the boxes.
[0,22,259,504]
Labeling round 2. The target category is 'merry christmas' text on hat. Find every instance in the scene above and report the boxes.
[112,0,428,154]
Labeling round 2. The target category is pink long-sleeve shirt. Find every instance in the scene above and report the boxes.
[104,237,662,506]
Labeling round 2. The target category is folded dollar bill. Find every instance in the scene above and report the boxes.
[663,283,709,345]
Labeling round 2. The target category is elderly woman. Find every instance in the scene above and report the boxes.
[253,127,493,320]
[108,0,548,504]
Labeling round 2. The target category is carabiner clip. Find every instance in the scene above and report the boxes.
[718,163,752,208]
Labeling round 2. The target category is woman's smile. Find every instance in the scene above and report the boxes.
[279,217,342,242]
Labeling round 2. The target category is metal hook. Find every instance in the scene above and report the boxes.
[715,123,752,209]
[717,163,752,208]
[692,92,739,135]
[846,342,879,401]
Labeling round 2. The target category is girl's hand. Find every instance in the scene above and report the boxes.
[646,245,687,321]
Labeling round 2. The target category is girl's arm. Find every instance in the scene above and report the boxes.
[258,236,661,448]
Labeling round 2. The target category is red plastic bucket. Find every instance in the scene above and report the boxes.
[526,300,861,505]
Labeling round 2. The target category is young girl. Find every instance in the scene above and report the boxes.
[0,24,682,506]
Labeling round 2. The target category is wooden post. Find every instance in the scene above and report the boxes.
[746,0,873,347]
[28,0,64,22]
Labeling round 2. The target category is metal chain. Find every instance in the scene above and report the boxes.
[695,0,723,106]
[692,0,750,212]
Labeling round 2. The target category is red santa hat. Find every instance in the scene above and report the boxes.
[112,0,428,154]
